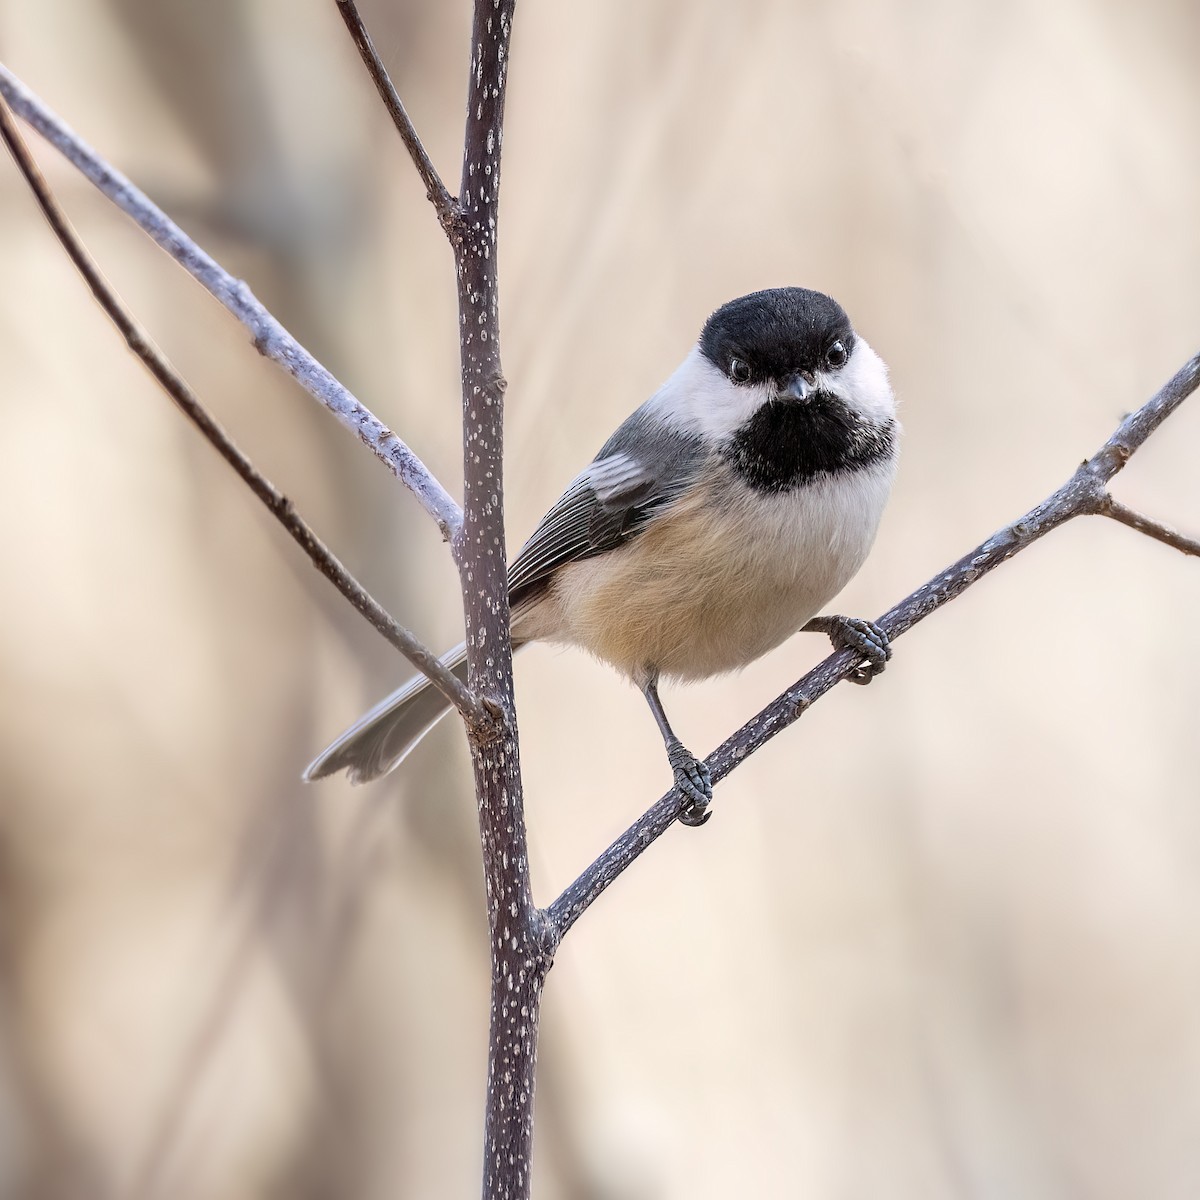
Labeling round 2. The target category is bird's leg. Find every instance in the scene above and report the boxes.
[641,674,712,827]
[804,615,891,684]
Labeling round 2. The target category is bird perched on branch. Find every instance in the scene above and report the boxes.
[305,287,899,825]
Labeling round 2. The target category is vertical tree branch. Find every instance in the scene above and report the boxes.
[450,5,546,1199]
[4,20,1198,1200]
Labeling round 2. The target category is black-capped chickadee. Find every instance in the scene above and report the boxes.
[305,287,898,824]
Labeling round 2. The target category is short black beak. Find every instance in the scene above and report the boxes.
[777,372,814,403]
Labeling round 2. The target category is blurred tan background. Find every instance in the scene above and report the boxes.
[1,0,1199,1196]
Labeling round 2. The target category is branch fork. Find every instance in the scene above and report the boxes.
[2,16,1197,1199]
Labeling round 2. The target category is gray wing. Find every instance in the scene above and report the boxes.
[507,407,707,608]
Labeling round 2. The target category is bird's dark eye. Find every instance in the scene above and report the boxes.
[825,341,848,369]
[729,358,751,383]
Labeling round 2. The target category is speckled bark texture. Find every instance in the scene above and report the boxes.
[450,5,550,1199]
[5,15,1198,1198]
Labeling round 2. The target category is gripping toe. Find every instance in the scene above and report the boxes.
[807,615,892,684]
[667,740,713,827]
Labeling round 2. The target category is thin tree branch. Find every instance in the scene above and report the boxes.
[12,21,1194,1197]
[1096,495,1200,557]
[446,4,544,1199]
[332,0,462,238]
[0,61,463,543]
[546,352,1200,941]
[0,92,488,728]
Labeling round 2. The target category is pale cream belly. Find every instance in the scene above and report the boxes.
[516,464,892,683]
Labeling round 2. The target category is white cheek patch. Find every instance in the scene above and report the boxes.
[818,337,896,424]
[644,346,772,441]
[648,335,896,440]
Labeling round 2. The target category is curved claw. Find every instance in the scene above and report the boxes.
[667,739,713,827]
[678,802,712,828]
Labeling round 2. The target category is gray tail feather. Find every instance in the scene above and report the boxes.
[303,643,469,785]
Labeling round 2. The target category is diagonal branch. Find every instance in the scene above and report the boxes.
[1097,495,1200,557]
[0,92,488,727]
[0,61,463,543]
[333,0,462,238]
[546,352,1200,941]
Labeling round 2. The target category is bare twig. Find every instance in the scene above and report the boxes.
[0,62,463,542]
[336,4,540,1191]
[0,92,487,726]
[333,0,462,237]
[443,4,546,1199]
[1097,495,1200,557]
[10,21,1196,1197]
[546,353,1200,940]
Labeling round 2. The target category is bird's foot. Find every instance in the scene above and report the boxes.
[809,615,892,684]
[666,739,713,827]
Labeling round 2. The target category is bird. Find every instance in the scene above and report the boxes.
[304,287,899,825]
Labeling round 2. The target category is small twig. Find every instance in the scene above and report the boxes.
[1097,495,1200,557]
[0,61,463,542]
[333,0,462,238]
[0,93,488,727]
[546,352,1200,940]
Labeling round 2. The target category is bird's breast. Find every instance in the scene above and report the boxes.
[537,458,895,682]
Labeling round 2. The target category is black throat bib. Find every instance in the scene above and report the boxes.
[724,395,895,493]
